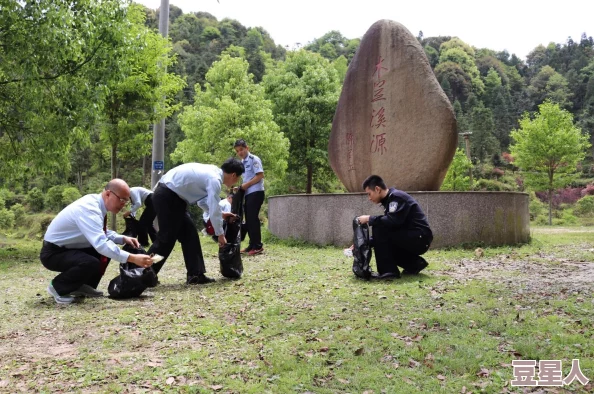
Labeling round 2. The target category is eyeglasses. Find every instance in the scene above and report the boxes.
[108,190,130,204]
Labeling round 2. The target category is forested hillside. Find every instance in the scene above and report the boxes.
[1,0,594,231]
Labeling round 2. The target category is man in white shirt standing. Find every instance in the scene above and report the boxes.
[234,139,265,256]
[147,158,244,285]
[40,179,153,304]
[123,186,156,246]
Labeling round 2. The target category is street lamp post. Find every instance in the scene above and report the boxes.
[150,0,170,189]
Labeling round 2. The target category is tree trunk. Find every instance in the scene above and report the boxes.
[110,143,117,230]
[306,163,313,194]
[548,188,553,226]
[142,156,147,187]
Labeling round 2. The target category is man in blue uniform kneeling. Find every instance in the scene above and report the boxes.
[357,175,433,279]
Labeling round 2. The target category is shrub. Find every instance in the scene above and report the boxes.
[45,185,66,211]
[475,179,514,191]
[62,187,82,206]
[10,203,25,223]
[0,208,15,229]
[575,195,594,217]
[535,187,583,209]
[529,192,547,220]
[581,184,594,197]
[26,187,45,212]
[0,194,4,209]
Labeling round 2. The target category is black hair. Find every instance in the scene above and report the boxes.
[221,157,245,176]
[233,139,247,148]
[362,175,387,191]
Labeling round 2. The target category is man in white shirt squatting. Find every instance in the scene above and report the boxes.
[40,179,153,305]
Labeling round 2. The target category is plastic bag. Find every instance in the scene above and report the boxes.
[219,188,244,279]
[107,245,157,299]
[352,217,372,279]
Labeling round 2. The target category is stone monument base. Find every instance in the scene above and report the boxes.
[268,192,529,248]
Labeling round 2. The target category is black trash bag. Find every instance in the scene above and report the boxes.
[108,245,157,299]
[352,217,372,279]
[219,188,245,279]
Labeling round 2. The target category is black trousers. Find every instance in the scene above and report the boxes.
[40,241,110,296]
[137,194,157,246]
[147,184,205,277]
[244,191,264,248]
[371,226,432,274]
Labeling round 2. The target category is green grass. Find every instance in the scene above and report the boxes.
[0,228,593,393]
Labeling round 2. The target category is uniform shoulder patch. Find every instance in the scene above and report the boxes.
[388,201,398,213]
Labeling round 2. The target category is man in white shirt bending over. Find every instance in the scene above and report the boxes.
[123,186,156,246]
[147,159,244,285]
[40,179,153,304]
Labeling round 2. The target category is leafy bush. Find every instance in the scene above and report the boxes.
[581,184,594,197]
[0,208,15,229]
[552,210,578,225]
[575,195,594,217]
[45,185,66,211]
[474,179,514,191]
[62,187,82,206]
[535,187,583,209]
[26,187,45,212]
[441,149,473,191]
[0,194,4,209]
[529,192,547,220]
[10,203,25,223]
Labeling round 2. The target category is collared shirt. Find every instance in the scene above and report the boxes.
[241,153,264,195]
[369,188,433,237]
[160,163,225,235]
[202,198,231,222]
[44,194,130,263]
[129,187,153,217]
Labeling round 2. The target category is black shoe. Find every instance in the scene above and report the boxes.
[372,271,401,280]
[187,274,215,285]
[402,257,429,275]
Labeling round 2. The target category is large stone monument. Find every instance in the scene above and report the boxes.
[267,20,530,248]
[329,19,457,192]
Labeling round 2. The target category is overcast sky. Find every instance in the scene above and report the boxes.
[136,0,593,60]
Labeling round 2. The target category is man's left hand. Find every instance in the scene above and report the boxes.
[123,236,140,249]
[222,212,238,223]
[357,215,370,225]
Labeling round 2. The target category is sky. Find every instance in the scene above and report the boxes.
[136,0,593,60]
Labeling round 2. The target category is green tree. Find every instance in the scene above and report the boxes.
[100,5,185,182]
[263,50,341,194]
[441,149,474,191]
[173,50,289,181]
[0,0,129,177]
[510,101,590,224]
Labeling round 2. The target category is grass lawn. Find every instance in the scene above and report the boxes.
[0,227,593,393]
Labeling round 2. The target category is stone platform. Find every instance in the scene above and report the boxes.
[268,192,529,248]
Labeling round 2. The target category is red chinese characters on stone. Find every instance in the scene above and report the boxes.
[370,107,386,129]
[369,55,388,155]
[370,133,387,155]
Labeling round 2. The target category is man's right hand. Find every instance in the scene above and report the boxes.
[128,254,153,268]
[218,234,227,248]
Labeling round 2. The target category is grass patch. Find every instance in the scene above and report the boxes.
[0,227,593,392]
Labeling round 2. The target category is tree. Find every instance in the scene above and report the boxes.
[263,50,341,194]
[0,0,129,177]
[441,149,474,191]
[173,49,289,182]
[510,101,590,224]
[99,5,185,227]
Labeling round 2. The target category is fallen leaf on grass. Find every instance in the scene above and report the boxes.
[437,374,446,381]
[166,377,175,385]
[354,347,365,356]
[409,359,421,368]
[210,384,223,390]
[319,347,329,353]
[337,378,349,384]
[476,367,490,377]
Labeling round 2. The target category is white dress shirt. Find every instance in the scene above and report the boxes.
[202,198,231,222]
[160,163,225,235]
[241,153,264,195]
[44,194,130,263]
[129,187,153,217]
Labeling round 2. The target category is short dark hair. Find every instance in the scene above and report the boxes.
[362,175,387,191]
[233,139,247,148]
[221,157,245,176]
